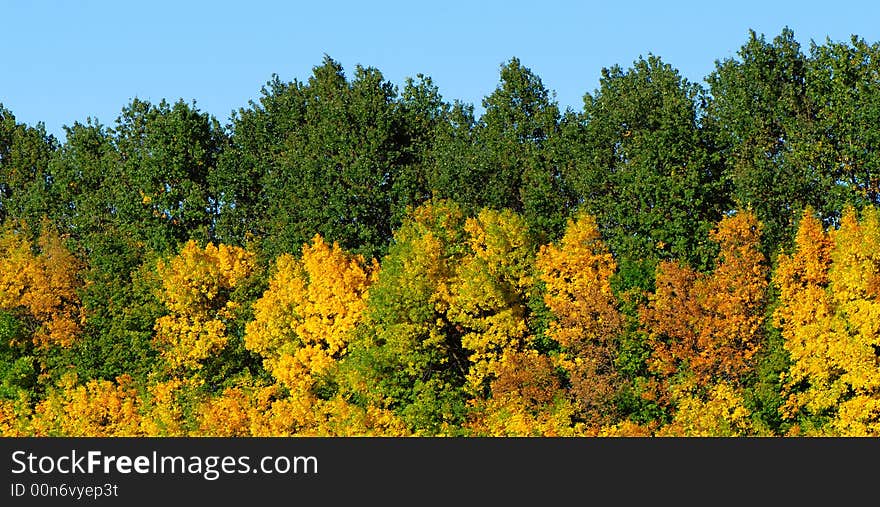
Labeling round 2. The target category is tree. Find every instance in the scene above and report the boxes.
[705,28,832,259]
[47,100,225,383]
[0,104,58,228]
[431,58,575,241]
[804,36,880,209]
[342,199,471,435]
[640,211,767,431]
[465,349,577,436]
[393,74,452,226]
[246,57,408,260]
[153,241,256,376]
[246,235,374,392]
[30,373,142,437]
[0,224,82,433]
[775,207,880,435]
[0,224,82,350]
[536,211,624,429]
[112,98,224,249]
[448,209,536,397]
[241,235,402,435]
[567,54,724,289]
[655,382,754,436]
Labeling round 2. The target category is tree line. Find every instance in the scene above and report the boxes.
[2,28,880,436]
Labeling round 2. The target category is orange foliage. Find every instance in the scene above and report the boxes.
[536,211,623,426]
[642,211,768,391]
[466,350,578,436]
[0,225,82,348]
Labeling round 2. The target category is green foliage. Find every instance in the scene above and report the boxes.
[6,33,880,436]
[0,105,58,229]
[804,36,880,209]
[431,58,576,242]
[566,54,725,282]
[706,27,840,260]
[0,311,38,400]
[228,57,412,260]
[341,199,470,434]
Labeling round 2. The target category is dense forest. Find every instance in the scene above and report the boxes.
[2,28,880,436]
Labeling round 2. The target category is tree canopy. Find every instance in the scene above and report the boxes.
[3,28,880,436]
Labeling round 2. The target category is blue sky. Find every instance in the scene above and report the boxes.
[3,1,880,141]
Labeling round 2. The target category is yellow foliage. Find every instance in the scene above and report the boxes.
[466,351,578,436]
[245,235,374,392]
[774,209,836,418]
[467,396,580,437]
[450,209,534,396]
[194,382,409,437]
[154,240,255,371]
[775,207,880,435]
[535,211,622,426]
[656,383,754,437]
[536,212,621,350]
[281,396,410,437]
[196,385,271,437]
[0,392,33,436]
[31,374,143,437]
[139,378,190,436]
[240,235,391,436]
[0,225,82,348]
[597,420,655,437]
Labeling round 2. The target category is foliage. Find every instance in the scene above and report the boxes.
[536,211,623,428]
[153,240,255,374]
[4,31,880,436]
[775,207,880,435]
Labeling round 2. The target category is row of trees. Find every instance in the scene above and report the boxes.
[2,28,880,435]
[2,200,879,436]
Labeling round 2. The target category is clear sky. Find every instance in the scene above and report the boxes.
[3,0,880,141]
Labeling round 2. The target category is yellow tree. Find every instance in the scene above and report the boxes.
[30,373,143,436]
[243,235,405,435]
[776,207,880,435]
[773,209,835,432]
[655,383,753,437]
[449,209,574,435]
[827,207,880,435]
[245,235,374,392]
[0,393,33,436]
[0,225,82,349]
[138,377,191,436]
[194,383,276,437]
[449,209,535,397]
[536,211,623,429]
[465,349,579,436]
[153,240,255,372]
[696,210,768,383]
[340,198,472,435]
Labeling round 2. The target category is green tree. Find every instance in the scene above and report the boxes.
[705,28,831,259]
[244,57,408,260]
[0,104,58,229]
[342,199,470,435]
[566,54,725,291]
[804,36,880,209]
[431,58,576,242]
[47,98,224,383]
[112,98,224,250]
[212,75,304,248]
